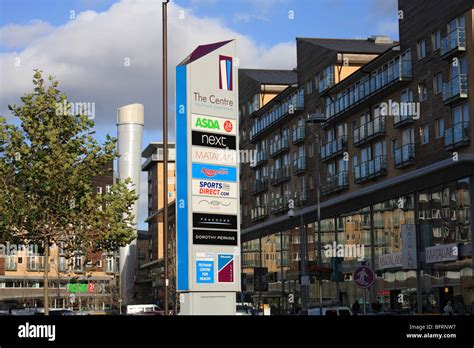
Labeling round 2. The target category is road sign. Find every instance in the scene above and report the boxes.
[288,293,294,304]
[353,266,375,288]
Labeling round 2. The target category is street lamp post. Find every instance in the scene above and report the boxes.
[306,112,325,313]
[162,0,170,316]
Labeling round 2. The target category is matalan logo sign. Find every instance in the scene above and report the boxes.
[192,179,237,198]
[191,114,236,135]
[192,196,238,213]
[192,146,237,166]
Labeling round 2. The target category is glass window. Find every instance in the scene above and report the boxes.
[417,39,427,59]
[436,118,445,139]
[420,124,430,144]
[432,30,441,50]
[433,73,443,95]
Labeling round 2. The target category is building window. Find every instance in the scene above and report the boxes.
[420,124,430,144]
[436,118,445,139]
[391,138,398,158]
[431,30,441,51]
[96,186,102,195]
[308,141,314,157]
[417,39,427,60]
[309,174,314,189]
[418,82,428,101]
[306,80,313,95]
[433,73,443,95]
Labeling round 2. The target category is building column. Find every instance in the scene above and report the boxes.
[469,176,474,275]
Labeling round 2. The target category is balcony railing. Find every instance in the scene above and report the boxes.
[255,151,268,166]
[443,74,468,104]
[444,121,470,150]
[250,90,304,141]
[393,112,416,128]
[394,143,416,168]
[270,196,289,214]
[292,126,305,144]
[354,156,387,183]
[320,136,348,161]
[252,178,269,194]
[293,156,307,175]
[353,116,386,146]
[319,73,335,93]
[270,166,291,185]
[441,27,466,58]
[321,171,349,195]
[269,136,290,158]
[251,205,269,222]
[325,58,412,120]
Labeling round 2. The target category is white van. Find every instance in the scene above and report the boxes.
[307,306,352,316]
[126,304,162,315]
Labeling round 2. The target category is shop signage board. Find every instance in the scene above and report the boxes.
[176,40,240,296]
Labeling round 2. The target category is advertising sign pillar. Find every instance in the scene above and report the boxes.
[176,40,240,315]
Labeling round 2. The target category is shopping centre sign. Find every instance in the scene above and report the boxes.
[176,40,240,292]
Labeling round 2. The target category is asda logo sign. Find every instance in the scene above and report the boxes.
[192,114,236,135]
[196,117,220,130]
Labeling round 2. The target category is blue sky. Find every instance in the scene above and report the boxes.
[0,0,399,229]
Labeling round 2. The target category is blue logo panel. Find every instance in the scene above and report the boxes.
[196,260,215,284]
[192,163,236,181]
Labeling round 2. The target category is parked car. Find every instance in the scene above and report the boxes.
[307,306,352,316]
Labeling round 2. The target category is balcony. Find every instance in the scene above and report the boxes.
[292,126,305,144]
[393,112,416,128]
[321,171,349,195]
[394,143,416,168]
[354,156,387,184]
[440,27,466,59]
[270,166,291,185]
[269,137,290,158]
[252,178,269,194]
[251,205,269,222]
[320,136,348,162]
[444,121,470,151]
[250,90,304,141]
[353,116,386,146]
[5,259,17,271]
[255,151,268,167]
[293,156,307,175]
[443,74,468,105]
[325,58,412,121]
[270,196,289,215]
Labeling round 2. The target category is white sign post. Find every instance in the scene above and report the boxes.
[176,40,240,315]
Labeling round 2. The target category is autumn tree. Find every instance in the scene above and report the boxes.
[0,70,137,315]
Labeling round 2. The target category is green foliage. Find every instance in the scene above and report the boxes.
[0,70,138,255]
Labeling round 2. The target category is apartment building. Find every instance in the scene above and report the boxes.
[0,162,120,310]
[138,143,176,306]
[239,0,474,314]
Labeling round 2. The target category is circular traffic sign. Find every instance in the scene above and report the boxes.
[352,266,375,288]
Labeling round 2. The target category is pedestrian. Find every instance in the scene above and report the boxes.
[455,299,467,315]
[352,300,360,315]
[443,301,454,315]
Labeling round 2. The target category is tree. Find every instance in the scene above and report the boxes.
[0,70,138,315]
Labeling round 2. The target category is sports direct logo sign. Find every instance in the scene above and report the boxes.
[192,180,238,198]
[192,114,236,135]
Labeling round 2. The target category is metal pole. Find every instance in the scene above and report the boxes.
[316,129,323,313]
[299,196,308,312]
[162,0,169,316]
[280,231,285,314]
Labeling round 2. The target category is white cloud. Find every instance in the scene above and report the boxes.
[0,0,296,229]
[0,20,54,49]
[0,0,295,133]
